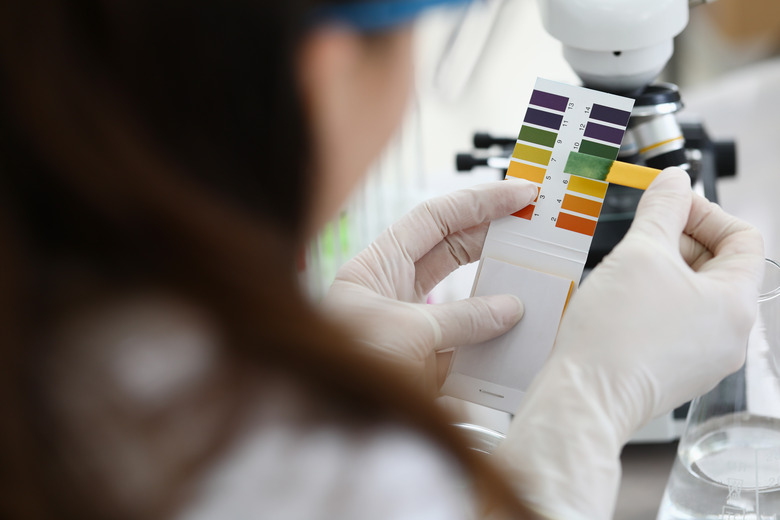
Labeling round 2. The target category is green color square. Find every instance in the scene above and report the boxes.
[579,139,620,160]
[518,126,558,148]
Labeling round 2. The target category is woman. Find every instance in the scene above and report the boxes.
[0,0,764,519]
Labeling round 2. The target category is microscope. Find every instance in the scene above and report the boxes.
[458,0,736,268]
[457,0,737,441]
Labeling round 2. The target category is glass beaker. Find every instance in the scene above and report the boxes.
[657,258,780,520]
[451,422,505,456]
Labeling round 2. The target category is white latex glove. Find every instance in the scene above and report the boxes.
[324,181,539,389]
[496,168,765,519]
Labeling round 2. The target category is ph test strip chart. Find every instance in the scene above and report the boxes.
[443,78,636,412]
[489,77,634,284]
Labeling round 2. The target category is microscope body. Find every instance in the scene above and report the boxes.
[537,0,689,95]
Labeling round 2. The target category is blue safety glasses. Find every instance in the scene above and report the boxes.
[313,0,472,31]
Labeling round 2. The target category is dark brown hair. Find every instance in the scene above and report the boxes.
[0,1,533,518]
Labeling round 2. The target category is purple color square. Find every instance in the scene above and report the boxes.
[529,89,569,112]
[590,103,631,127]
[584,122,625,145]
[524,107,563,131]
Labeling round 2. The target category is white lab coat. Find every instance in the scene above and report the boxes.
[179,413,475,520]
[47,296,477,520]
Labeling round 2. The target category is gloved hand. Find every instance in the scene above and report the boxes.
[496,168,765,519]
[323,181,538,390]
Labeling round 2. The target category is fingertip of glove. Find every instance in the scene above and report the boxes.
[520,184,540,205]
[488,294,524,325]
[509,294,525,321]
[649,167,691,191]
[507,179,539,204]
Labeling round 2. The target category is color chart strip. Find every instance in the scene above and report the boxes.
[479,77,636,296]
[547,100,631,236]
[508,86,632,237]
[508,87,570,220]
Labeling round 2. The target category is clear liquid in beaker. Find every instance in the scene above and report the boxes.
[657,414,780,520]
